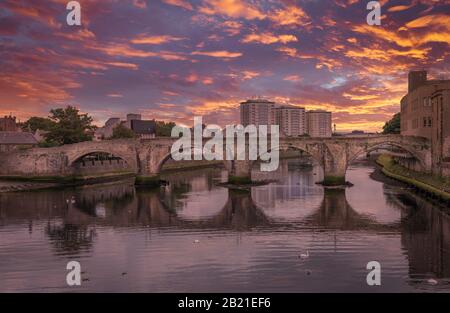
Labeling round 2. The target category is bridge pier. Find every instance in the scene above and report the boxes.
[321,143,347,186]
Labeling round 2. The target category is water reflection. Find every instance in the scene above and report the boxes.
[0,159,449,292]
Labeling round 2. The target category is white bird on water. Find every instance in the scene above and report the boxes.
[299,250,310,259]
[427,278,438,285]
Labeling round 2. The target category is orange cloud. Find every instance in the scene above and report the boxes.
[269,5,311,27]
[283,75,302,82]
[191,50,242,58]
[242,32,298,44]
[162,0,193,10]
[131,35,185,44]
[199,0,265,20]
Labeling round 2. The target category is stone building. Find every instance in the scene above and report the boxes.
[94,117,121,141]
[0,132,38,152]
[400,71,450,138]
[431,88,450,176]
[0,116,18,131]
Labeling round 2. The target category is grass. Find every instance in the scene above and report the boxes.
[376,154,450,202]
[0,171,135,184]
[228,175,253,185]
[135,175,161,187]
[322,175,346,186]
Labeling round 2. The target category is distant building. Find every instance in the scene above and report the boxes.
[0,132,37,152]
[126,113,142,129]
[276,105,306,136]
[240,98,332,137]
[306,110,332,137]
[94,114,157,140]
[94,117,121,141]
[130,119,156,139]
[400,71,450,139]
[0,115,18,132]
[240,98,277,127]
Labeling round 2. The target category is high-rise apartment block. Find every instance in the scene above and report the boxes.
[306,110,332,138]
[276,105,307,136]
[240,98,277,127]
[240,99,332,137]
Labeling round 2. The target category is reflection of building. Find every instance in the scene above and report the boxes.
[401,71,450,139]
[306,110,332,138]
[0,115,18,131]
[0,131,38,152]
[400,193,450,280]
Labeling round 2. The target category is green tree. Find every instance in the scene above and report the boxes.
[45,106,95,145]
[110,123,136,139]
[382,113,401,134]
[154,120,176,137]
[21,116,55,133]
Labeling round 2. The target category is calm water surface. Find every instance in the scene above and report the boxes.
[0,159,449,292]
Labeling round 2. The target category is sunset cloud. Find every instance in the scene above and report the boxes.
[242,33,298,45]
[191,50,243,58]
[0,0,448,132]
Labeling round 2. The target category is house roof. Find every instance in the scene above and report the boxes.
[130,120,156,134]
[0,131,38,145]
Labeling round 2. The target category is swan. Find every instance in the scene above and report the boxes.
[299,250,309,259]
[427,278,438,285]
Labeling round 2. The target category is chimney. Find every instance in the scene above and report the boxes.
[408,70,427,92]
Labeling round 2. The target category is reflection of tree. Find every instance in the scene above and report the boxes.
[73,182,135,216]
[45,222,95,255]
[305,188,399,231]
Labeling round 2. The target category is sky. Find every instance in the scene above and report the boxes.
[0,0,449,132]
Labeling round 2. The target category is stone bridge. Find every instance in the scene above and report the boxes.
[0,135,431,185]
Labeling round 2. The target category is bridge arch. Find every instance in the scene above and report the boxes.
[70,151,134,175]
[153,149,230,175]
[347,141,427,170]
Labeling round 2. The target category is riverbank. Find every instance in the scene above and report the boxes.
[376,154,450,203]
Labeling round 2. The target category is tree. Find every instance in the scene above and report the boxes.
[21,116,55,133]
[154,120,176,137]
[382,113,401,134]
[110,123,136,139]
[45,106,96,145]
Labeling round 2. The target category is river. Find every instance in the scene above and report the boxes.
[0,159,449,292]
